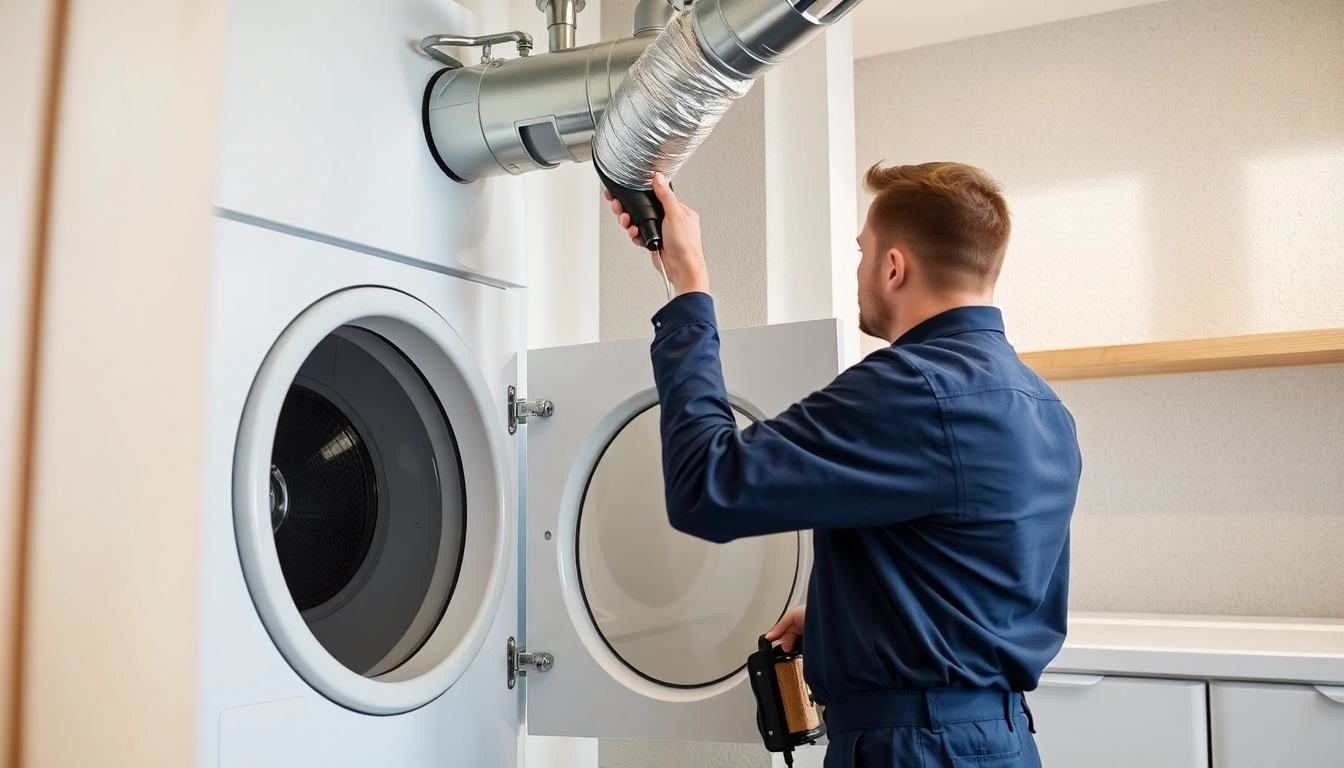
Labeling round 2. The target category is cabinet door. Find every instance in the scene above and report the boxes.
[1211,681,1344,767]
[525,319,842,742]
[1029,673,1209,768]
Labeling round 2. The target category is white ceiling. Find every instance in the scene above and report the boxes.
[849,0,1167,59]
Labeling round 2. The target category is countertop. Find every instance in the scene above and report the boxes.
[1046,612,1344,686]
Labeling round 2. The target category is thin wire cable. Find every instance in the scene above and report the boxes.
[655,249,673,301]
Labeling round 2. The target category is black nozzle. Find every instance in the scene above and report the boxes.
[596,162,664,252]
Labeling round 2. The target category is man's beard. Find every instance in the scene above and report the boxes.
[857,283,890,341]
[858,309,878,339]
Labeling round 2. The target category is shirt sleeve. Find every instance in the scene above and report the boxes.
[649,292,945,544]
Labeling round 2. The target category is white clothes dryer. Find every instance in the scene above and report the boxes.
[198,218,522,767]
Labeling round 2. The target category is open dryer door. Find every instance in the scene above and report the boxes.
[524,318,842,742]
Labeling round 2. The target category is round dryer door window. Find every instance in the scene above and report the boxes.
[234,288,510,715]
[576,404,799,688]
[269,326,465,677]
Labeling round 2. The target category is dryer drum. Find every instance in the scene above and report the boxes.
[270,387,379,611]
[262,326,469,678]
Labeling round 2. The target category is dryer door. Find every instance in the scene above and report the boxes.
[524,319,842,742]
[233,287,514,717]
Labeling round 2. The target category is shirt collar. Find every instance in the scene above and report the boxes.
[893,306,1005,347]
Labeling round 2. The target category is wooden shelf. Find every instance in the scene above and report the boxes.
[1020,328,1344,381]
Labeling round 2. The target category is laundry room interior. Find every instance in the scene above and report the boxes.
[2,0,1341,767]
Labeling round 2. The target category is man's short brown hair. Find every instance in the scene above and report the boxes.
[864,162,1010,292]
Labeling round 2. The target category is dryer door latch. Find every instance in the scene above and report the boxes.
[508,386,554,434]
[508,636,553,689]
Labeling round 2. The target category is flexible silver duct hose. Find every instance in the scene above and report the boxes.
[593,0,862,191]
[592,10,753,190]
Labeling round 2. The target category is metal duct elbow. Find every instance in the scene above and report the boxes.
[593,0,862,192]
[422,35,654,182]
[420,3,678,183]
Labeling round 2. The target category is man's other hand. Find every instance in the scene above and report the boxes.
[765,605,805,653]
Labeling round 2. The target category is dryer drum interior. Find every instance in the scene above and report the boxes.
[575,402,800,689]
[268,325,468,678]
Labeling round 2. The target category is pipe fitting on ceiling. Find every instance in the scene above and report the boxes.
[537,0,586,51]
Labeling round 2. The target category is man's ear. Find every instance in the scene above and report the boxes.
[886,246,906,290]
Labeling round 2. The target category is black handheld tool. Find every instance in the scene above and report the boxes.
[596,162,665,252]
[748,635,825,767]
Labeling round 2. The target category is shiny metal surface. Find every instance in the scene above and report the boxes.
[592,0,864,189]
[424,35,653,181]
[537,0,586,51]
[633,0,678,35]
[270,465,290,533]
[422,0,869,184]
[692,0,862,80]
[592,10,753,190]
[419,31,533,68]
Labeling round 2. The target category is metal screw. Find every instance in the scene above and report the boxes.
[544,531,552,540]
[768,731,774,736]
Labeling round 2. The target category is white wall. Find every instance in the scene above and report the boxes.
[856,0,1344,355]
[855,0,1344,616]
[850,0,1167,60]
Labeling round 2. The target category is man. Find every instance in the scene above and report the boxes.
[605,162,1081,768]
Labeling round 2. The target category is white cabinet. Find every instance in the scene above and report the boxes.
[1028,673,1209,768]
[1210,681,1344,767]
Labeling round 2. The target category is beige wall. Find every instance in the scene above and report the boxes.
[16,1,227,766]
[856,0,1344,355]
[1056,363,1344,616]
[856,0,1344,616]
[0,1,61,763]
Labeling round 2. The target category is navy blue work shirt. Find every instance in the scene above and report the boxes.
[649,293,1081,704]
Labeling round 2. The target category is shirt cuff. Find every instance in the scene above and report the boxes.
[651,292,717,338]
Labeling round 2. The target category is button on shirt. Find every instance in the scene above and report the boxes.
[648,293,1081,706]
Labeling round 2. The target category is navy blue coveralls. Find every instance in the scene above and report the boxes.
[649,294,1082,768]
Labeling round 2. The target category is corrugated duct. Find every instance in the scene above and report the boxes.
[592,9,753,190]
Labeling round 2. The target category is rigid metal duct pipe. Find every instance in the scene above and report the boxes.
[537,0,585,51]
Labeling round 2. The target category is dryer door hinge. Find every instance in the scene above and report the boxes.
[507,636,553,689]
[508,386,553,434]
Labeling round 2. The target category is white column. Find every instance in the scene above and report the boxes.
[763,16,860,365]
